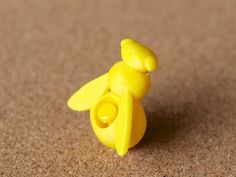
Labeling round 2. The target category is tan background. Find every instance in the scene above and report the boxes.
[0,0,236,176]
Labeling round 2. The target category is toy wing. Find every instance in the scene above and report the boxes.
[115,90,133,156]
[67,73,109,111]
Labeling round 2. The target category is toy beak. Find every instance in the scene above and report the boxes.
[145,56,158,72]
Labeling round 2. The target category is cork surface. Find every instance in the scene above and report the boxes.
[0,0,236,176]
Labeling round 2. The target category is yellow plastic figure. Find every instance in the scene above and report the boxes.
[67,39,158,156]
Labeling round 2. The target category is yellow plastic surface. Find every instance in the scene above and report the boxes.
[67,73,109,111]
[67,38,158,156]
[115,90,132,156]
[97,102,117,125]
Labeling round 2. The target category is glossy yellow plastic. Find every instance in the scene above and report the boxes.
[67,38,158,156]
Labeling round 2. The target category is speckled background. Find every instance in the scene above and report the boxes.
[0,0,235,176]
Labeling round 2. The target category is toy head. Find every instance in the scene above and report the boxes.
[121,38,158,72]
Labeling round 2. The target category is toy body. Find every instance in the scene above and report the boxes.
[67,39,158,156]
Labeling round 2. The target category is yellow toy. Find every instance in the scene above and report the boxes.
[67,38,158,156]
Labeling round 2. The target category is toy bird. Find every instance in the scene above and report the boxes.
[67,38,158,156]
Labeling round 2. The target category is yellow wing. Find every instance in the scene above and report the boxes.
[115,90,133,156]
[67,73,109,111]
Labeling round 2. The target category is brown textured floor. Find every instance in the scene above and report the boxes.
[0,0,236,176]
